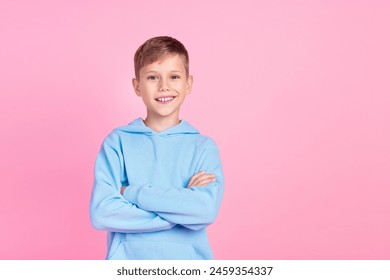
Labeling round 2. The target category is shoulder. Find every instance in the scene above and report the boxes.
[99,129,121,150]
[101,122,135,147]
[191,133,219,152]
[182,120,220,150]
[102,118,144,143]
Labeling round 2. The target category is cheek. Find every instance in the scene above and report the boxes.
[175,83,189,93]
[140,84,154,95]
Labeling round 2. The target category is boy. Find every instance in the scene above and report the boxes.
[89,36,224,260]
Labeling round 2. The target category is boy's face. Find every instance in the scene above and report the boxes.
[132,54,193,123]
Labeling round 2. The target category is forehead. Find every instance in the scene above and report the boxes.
[141,54,186,73]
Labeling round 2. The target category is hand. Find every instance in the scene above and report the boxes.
[120,186,127,195]
[186,170,216,188]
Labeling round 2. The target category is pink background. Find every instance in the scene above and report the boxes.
[1,0,389,259]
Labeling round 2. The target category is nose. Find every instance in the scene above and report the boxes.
[159,78,169,92]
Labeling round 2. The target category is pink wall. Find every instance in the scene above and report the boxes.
[1,0,389,259]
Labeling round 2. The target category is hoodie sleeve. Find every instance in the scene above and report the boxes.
[90,132,175,233]
[123,138,224,231]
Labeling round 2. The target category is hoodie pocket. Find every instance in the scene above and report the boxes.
[108,240,199,260]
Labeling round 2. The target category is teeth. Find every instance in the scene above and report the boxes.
[157,97,174,102]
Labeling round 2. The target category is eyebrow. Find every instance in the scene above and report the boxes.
[143,70,185,74]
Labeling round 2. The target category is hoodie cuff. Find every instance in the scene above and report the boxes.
[123,185,142,205]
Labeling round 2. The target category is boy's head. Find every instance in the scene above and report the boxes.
[132,36,193,125]
[134,36,189,79]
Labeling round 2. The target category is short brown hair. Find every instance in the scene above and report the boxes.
[134,36,189,79]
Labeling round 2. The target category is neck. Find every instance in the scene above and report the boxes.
[144,115,180,132]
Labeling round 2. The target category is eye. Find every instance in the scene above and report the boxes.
[171,75,180,79]
[147,75,158,80]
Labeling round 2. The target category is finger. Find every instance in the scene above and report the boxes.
[120,186,127,195]
[196,178,216,186]
[197,174,216,181]
[190,174,215,186]
[187,170,206,188]
[192,176,216,187]
[191,180,212,187]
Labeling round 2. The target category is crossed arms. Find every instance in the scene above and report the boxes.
[89,132,224,233]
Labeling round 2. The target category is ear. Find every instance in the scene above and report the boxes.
[185,75,193,95]
[132,78,141,97]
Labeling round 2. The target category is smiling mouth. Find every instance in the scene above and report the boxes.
[155,96,176,104]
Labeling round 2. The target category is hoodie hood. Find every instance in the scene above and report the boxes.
[116,118,199,136]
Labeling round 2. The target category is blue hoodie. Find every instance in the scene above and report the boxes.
[90,118,224,260]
